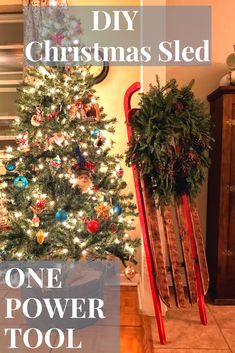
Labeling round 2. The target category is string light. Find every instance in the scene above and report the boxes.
[16,252,23,259]
[37,130,43,138]
[61,249,69,255]
[6,146,13,153]
[27,230,32,235]
[50,201,55,206]
[38,164,44,170]
[74,237,80,244]
[114,238,120,244]
[15,212,22,218]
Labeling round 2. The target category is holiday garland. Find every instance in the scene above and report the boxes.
[126,77,213,206]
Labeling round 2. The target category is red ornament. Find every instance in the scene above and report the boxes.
[45,112,59,121]
[36,200,46,209]
[81,216,88,223]
[92,185,99,192]
[110,223,118,234]
[85,161,96,172]
[51,32,64,45]
[86,220,100,234]
[31,199,46,215]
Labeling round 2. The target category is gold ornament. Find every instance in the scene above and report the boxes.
[36,229,45,245]
[95,204,110,219]
[124,265,137,280]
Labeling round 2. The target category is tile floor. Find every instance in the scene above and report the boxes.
[150,301,235,353]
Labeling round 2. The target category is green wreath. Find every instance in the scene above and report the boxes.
[126,77,213,206]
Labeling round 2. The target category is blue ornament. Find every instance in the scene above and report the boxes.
[6,162,16,172]
[14,176,28,189]
[0,249,6,259]
[113,205,122,216]
[55,210,68,223]
[91,128,101,139]
[74,146,86,168]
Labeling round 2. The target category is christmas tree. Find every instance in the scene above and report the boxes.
[0,65,139,265]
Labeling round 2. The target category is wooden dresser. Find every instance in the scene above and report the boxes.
[207,86,235,304]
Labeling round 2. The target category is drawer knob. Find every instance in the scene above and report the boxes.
[222,249,234,256]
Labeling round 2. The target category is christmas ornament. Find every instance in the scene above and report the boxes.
[18,133,30,153]
[78,103,87,120]
[36,229,45,245]
[116,167,124,178]
[5,162,16,172]
[124,265,137,280]
[95,204,110,219]
[86,220,100,234]
[86,102,100,121]
[0,249,6,258]
[110,223,118,234]
[74,146,86,168]
[52,133,65,146]
[81,216,88,223]
[69,103,79,120]
[31,199,46,215]
[0,224,10,233]
[31,108,44,126]
[55,210,68,222]
[91,128,101,139]
[113,204,122,216]
[51,155,62,170]
[45,111,59,121]
[75,171,92,193]
[51,31,64,45]
[32,214,40,227]
[84,161,96,173]
[14,176,28,189]
[94,135,105,148]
